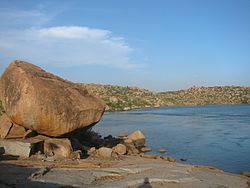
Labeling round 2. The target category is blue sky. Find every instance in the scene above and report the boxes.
[0,0,249,91]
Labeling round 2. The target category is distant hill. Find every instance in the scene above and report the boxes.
[77,83,163,111]
[0,84,249,114]
[158,86,250,106]
[79,84,250,111]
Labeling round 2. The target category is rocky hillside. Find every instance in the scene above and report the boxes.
[77,84,163,111]
[158,86,250,106]
[79,84,250,111]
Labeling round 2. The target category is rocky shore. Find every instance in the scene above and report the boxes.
[0,61,249,187]
[1,129,250,188]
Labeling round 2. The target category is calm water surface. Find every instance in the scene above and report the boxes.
[94,105,250,173]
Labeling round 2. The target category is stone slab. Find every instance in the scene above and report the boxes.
[0,139,43,158]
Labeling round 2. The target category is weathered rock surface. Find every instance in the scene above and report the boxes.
[159,148,166,153]
[0,156,248,188]
[127,130,145,148]
[0,113,28,139]
[0,61,106,136]
[113,143,127,155]
[140,146,152,153]
[240,171,250,178]
[124,138,140,155]
[0,114,12,138]
[0,138,43,158]
[44,138,73,159]
[97,147,113,158]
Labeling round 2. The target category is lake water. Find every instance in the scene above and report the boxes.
[94,105,250,173]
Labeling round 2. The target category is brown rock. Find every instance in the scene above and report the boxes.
[159,148,166,153]
[140,146,152,153]
[124,138,139,155]
[161,156,176,162]
[0,61,106,137]
[0,114,27,139]
[5,124,26,139]
[97,147,113,158]
[113,144,127,155]
[0,114,12,138]
[240,171,250,178]
[167,157,176,162]
[141,154,159,159]
[127,130,145,148]
[70,150,82,159]
[44,138,73,159]
[87,147,96,156]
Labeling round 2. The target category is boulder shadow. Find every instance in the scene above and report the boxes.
[0,163,74,188]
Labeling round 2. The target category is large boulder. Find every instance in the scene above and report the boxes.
[0,61,106,136]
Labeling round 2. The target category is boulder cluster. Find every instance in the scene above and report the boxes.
[86,130,149,159]
[0,61,105,159]
[0,61,175,163]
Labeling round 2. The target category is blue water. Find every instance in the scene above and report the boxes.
[94,105,250,173]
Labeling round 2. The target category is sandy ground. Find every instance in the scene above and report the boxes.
[0,155,249,188]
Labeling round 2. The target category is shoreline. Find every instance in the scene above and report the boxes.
[1,154,249,187]
[98,104,250,175]
[105,103,250,113]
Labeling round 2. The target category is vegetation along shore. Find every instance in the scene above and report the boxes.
[79,84,250,111]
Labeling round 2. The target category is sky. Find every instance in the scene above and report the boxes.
[0,0,249,91]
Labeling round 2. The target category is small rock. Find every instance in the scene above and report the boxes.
[180,157,188,161]
[0,139,43,158]
[168,157,176,162]
[155,155,162,159]
[87,147,96,156]
[240,171,250,178]
[124,138,139,155]
[161,156,176,162]
[140,147,152,153]
[97,147,113,159]
[30,167,50,179]
[70,150,82,159]
[113,144,127,155]
[44,138,73,159]
[158,148,166,153]
[141,154,160,159]
[127,130,145,148]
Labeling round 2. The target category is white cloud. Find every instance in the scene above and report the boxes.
[0,8,138,69]
[35,26,111,40]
